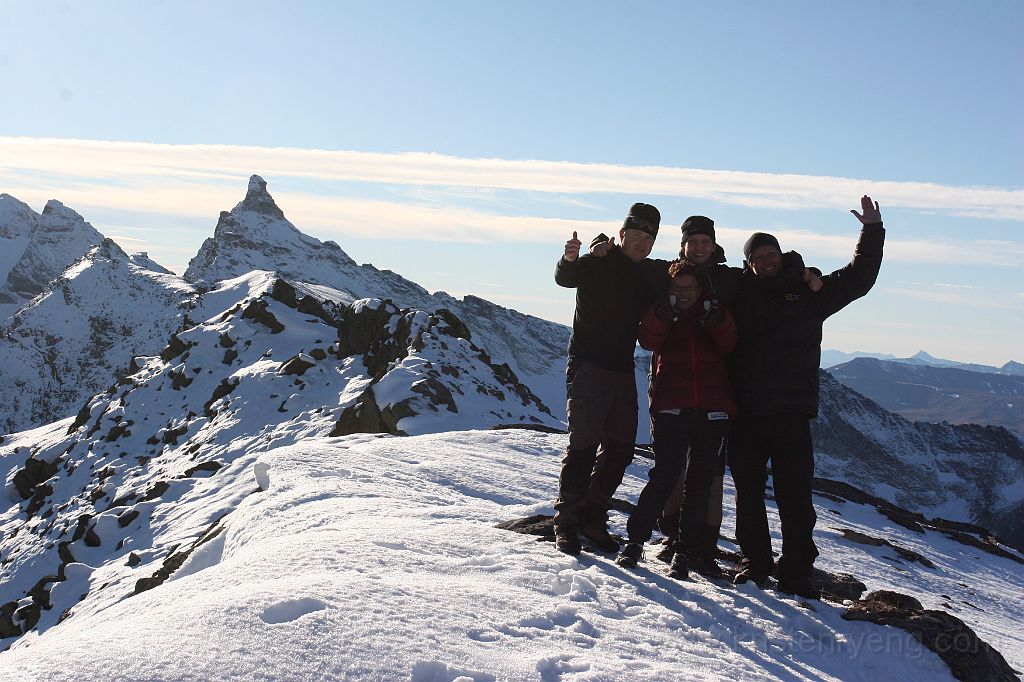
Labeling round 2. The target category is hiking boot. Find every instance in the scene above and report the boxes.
[668,552,688,580]
[733,566,771,588]
[580,524,620,553]
[554,525,582,556]
[777,574,819,600]
[654,543,676,564]
[616,542,643,569]
[688,555,724,580]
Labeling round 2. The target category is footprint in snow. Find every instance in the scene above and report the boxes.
[260,597,328,624]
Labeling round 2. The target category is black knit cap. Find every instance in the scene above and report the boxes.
[680,215,715,243]
[743,232,782,259]
[622,203,660,238]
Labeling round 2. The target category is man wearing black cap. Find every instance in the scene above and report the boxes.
[553,202,665,555]
[728,195,884,597]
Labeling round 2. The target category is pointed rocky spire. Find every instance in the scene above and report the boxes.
[236,174,285,220]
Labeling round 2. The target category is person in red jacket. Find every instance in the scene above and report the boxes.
[616,260,738,579]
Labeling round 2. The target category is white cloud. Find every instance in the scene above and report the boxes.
[2,136,1023,220]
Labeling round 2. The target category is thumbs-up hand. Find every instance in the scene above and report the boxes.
[564,230,582,262]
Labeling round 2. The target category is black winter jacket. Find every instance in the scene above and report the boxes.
[555,247,665,371]
[728,223,885,417]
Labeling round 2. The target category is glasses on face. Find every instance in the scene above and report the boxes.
[670,285,701,294]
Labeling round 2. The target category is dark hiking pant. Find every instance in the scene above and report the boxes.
[657,444,725,552]
[729,413,818,578]
[625,410,728,555]
[554,359,637,528]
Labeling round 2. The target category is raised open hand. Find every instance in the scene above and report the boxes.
[851,195,881,225]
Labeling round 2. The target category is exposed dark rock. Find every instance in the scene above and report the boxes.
[127,552,141,567]
[330,388,406,437]
[118,509,140,528]
[279,354,316,376]
[410,376,457,413]
[170,368,193,390]
[242,299,284,333]
[184,461,222,477]
[159,334,188,362]
[309,348,327,361]
[269,279,297,307]
[490,423,568,434]
[833,527,936,568]
[434,308,472,341]
[134,522,225,594]
[142,481,170,502]
[204,378,239,417]
[0,601,20,638]
[222,348,238,364]
[67,402,94,434]
[162,424,189,445]
[843,590,1018,681]
[13,458,60,500]
[297,295,337,325]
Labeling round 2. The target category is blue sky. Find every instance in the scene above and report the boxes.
[1,1,1022,365]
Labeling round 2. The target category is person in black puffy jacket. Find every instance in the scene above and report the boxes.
[728,195,885,596]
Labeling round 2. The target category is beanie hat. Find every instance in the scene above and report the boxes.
[622,203,660,238]
[680,215,715,244]
[743,232,782,260]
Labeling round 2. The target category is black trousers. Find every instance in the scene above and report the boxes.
[729,413,818,578]
[554,359,637,528]
[625,410,728,555]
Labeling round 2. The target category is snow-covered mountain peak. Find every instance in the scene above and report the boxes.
[0,194,36,238]
[40,199,85,223]
[236,173,286,220]
[0,196,106,309]
[183,176,358,287]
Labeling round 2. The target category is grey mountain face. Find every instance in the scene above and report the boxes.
[183,175,569,416]
[812,371,1024,546]
[0,239,195,434]
[0,199,106,307]
[828,357,1024,435]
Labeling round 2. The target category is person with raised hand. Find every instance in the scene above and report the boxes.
[727,195,884,597]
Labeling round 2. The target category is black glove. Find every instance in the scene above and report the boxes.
[654,297,678,324]
[700,304,724,328]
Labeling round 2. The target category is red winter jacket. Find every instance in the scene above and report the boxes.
[638,302,738,417]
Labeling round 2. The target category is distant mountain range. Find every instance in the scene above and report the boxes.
[826,356,1024,436]
[822,348,1024,375]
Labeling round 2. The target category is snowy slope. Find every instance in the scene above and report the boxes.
[184,175,569,418]
[0,239,195,434]
[0,275,563,661]
[1,426,1021,680]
